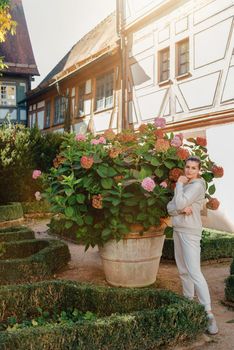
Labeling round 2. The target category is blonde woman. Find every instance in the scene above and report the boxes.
[167,156,218,335]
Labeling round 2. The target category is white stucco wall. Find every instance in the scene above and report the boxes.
[202,123,234,232]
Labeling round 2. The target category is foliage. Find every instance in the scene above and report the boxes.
[0,0,17,70]
[0,226,34,242]
[0,123,63,203]
[0,239,70,284]
[0,280,207,350]
[162,228,234,261]
[41,119,222,248]
[0,307,96,332]
[0,202,23,222]
[225,257,234,303]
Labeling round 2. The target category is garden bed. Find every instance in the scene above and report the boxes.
[225,258,234,304]
[0,226,34,242]
[0,280,207,350]
[0,202,24,222]
[0,239,70,285]
[162,229,234,261]
[21,201,52,218]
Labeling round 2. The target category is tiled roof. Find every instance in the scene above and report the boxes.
[0,0,39,76]
[36,11,118,90]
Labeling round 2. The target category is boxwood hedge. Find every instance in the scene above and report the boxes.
[0,239,70,285]
[0,280,207,350]
[225,258,234,303]
[0,203,23,222]
[163,229,234,261]
[0,226,34,242]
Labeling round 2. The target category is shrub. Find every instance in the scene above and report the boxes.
[0,202,23,222]
[225,275,234,303]
[48,215,78,242]
[0,226,34,242]
[0,240,70,284]
[41,121,222,249]
[162,229,234,261]
[0,280,207,350]
[0,123,63,203]
[21,200,51,214]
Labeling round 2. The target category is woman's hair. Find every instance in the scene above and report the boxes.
[185,156,201,169]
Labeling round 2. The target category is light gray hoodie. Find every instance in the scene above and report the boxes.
[167,178,206,235]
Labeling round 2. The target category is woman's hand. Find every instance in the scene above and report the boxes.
[182,206,193,215]
[177,175,189,184]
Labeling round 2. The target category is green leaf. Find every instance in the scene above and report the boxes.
[107,167,117,177]
[76,194,85,203]
[101,178,113,189]
[65,221,73,229]
[150,157,160,166]
[97,165,108,178]
[84,215,93,225]
[164,226,173,238]
[76,216,84,226]
[139,166,152,180]
[202,172,214,182]
[208,184,216,195]
[155,168,164,177]
[65,189,74,197]
[164,160,175,169]
[65,206,75,218]
[101,228,112,239]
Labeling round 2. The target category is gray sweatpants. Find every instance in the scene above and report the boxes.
[173,230,211,312]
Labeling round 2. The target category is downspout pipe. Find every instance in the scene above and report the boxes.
[117,0,127,131]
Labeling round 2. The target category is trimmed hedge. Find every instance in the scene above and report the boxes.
[0,239,48,259]
[162,229,234,261]
[0,240,70,285]
[48,216,78,242]
[225,257,234,303]
[225,275,234,303]
[231,259,234,275]
[0,202,23,222]
[0,280,207,350]
[0,226,34,242]
[21,201,51,214]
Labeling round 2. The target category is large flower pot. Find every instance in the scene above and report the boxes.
[99,228,165,287]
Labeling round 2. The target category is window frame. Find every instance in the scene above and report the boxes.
[0,82,17,106]
[95,70,114,112]
[53,96,67,126]
[158,47,170,84]
[176,38,190,78]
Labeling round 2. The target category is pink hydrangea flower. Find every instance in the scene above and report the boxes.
[154,117,166,128]
[160,181,167,188]
[35,191,42,201]
[98,136,106,144]
[171,135,182,148]
[32,170,41,179]
[91,139,99,145]
[141,177,156,192]
[75,134,86,141]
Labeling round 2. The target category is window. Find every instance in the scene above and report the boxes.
[78,84,85,117]
[0,83,16,106]
[95,71,114,111]
[54,96,67,125]
[176,39,189,76]
[37,111,45,130]
[158,47,170,83]
[45,101,51,128]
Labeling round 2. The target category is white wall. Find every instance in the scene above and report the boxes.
[202,123,234,232]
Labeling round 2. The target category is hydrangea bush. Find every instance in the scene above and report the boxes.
[37,118,223,249]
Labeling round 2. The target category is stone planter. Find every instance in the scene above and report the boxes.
[99,228,165,287]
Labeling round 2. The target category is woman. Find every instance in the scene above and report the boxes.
[167,156,218,335]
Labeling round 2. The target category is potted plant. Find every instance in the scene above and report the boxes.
[35,117,223,287]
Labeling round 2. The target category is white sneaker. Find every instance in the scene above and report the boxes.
[207,313,218,335]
